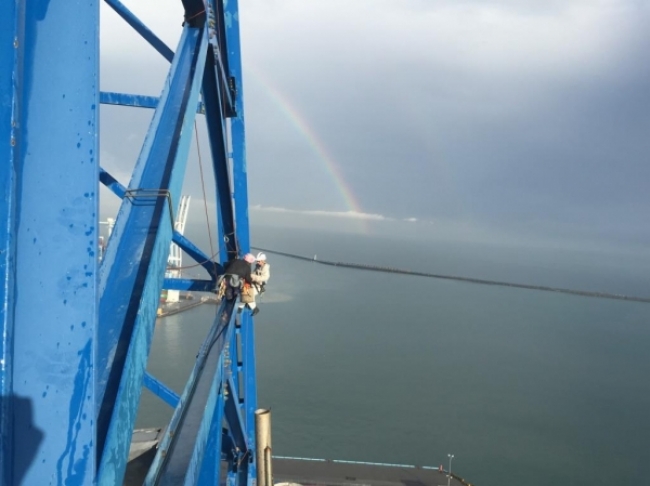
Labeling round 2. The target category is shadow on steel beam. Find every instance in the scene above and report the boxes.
[1,394,44,486]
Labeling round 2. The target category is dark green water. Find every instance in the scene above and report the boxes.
[138,227,650,485]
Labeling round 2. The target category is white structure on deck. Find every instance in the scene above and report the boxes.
[165,195,191,303]
[98,217,115,262]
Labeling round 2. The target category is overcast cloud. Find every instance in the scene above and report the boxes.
[99,0,650,248]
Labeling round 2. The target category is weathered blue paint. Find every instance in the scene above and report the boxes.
[99,91,206,114]
[100,91,159,110]
[143,372,180,408]
[0,2,99,485]
[0,3,20,483]
[99,167,127,198]
[3,0,257,483]
[96,25,209,485]
[223,3,259,483]
[104,0,174,62]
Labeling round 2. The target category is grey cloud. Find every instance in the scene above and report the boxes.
[99,0,650,248]
[239,1,650,243]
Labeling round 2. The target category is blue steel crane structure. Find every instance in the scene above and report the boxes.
[1,1,258,484]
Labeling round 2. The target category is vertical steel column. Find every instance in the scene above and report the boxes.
[0,4,20,484]
[201,41,238,263]
[224,3,258,484]
[196,388,226,484]
[1,1,99,485]
[224,4,251,250]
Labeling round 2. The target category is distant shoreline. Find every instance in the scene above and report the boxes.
[252,247,650,304]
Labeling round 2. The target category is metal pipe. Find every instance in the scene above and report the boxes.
[255,408,273,486]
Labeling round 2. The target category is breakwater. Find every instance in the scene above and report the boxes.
[253,247,650,304]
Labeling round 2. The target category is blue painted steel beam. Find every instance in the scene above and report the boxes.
[170,233,222,280]
[221,430,251,486]
[210,0,235,116]
[224,5,259,483]
[224,377,248,453]
[96,24,209,484]
[144,300,239,485]
[99,167,126,198]
[201,42,238,262]
[182,326,233,485]
[224,0,251,255]
[197,392,227,484]
[99,167,221,279]
[100,91,158,110]
[104,0,174,62]
[3,0,255,485]
[1,2,99,485]
[100,91,206,114]
[229,317,241,407]
[144,372,180,408]
[211,312,248,486]
[0,4,20,484]
[221,433,235,460]
[0,2,19,482]
[207,0,235,116]
[188,317,249,485]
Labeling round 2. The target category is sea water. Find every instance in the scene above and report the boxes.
[137,226,650,486]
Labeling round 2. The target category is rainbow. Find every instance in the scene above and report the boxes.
[244,64,365,216]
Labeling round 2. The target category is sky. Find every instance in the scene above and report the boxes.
[99,0,650,249]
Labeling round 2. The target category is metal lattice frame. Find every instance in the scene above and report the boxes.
[1,1,257,484]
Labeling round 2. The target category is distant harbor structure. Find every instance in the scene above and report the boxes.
[163,195,191,304]
[98,217,115,261]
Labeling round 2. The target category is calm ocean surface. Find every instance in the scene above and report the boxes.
[137,226,650,486]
